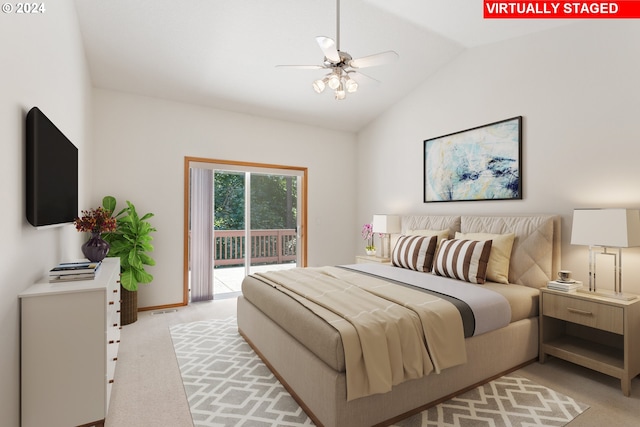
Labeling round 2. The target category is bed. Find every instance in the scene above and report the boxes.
[237,214,561,427]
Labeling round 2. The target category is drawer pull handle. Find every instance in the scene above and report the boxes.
[567,307,593,316]
[109,379,115,384]
[109,301,114,305]
[113,289,118,293]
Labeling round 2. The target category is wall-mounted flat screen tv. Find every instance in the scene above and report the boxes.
[26,107,78,228]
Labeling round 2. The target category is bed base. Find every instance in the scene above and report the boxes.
[237,295,538,427]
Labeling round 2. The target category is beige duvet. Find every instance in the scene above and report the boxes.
[254,267,466,401]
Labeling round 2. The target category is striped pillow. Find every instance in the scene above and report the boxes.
[392,235,438,272]
[455,232,515,284]
[433,239,493,284]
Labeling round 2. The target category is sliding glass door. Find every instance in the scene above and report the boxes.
[247,172,299,276]
[185,158,306,302]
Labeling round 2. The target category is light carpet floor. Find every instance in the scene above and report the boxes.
[170,316,588,427]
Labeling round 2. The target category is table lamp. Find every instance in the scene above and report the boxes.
[571,208,640,300]
[372,214,401,259]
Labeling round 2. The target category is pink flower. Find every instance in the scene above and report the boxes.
[362,223,375,250]
[361,223,373,240]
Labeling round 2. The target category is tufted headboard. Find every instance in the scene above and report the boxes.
[399,214,560,288]
[401,215,461,239]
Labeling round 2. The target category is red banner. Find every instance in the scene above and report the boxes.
[484,1,640,18]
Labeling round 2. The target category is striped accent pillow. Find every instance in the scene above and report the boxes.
[433,239,493,284]
[392,235,438,272]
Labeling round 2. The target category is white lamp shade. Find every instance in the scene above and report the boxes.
[372,215,401,234]
[571,208,640,247]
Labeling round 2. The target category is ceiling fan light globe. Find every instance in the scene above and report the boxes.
[312,79,326,93]
[328,74,341,90]
[335,89,346,100]
[346,79,358,93]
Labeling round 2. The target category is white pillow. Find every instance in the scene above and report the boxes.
[408,228,450,242]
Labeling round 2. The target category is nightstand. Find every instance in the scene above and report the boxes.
[355,255,391,264]
[539,287,640,396]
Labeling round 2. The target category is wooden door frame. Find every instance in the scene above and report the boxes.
[183,156,308,305]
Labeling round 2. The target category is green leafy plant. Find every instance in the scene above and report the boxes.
[102,195,156,291]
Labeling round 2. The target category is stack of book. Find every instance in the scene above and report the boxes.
[49,261,102,283]
[547,280,582,292]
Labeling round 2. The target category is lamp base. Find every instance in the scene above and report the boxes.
[577,288,638,301]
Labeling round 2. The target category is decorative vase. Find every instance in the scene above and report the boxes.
[81,232,110,262]
[366,249,376,256]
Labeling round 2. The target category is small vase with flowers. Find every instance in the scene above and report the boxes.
[362,223,376,255]
[74,207,117,262]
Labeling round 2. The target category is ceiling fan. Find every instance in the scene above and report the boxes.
[277,0,399,100]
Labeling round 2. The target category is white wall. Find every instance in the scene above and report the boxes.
[91,89,358,308]
[357,21,640,294]
[0,1,92,425]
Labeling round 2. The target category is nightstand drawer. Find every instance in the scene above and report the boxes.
[542,293,623,334]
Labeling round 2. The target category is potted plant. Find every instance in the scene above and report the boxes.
[102,195,156,325]
[362,223,376,255]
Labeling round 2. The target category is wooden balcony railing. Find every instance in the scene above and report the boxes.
[214,229,297,266]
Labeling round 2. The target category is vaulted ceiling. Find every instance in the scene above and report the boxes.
[74,0,572,132]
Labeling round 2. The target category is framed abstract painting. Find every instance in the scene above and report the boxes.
[423,116,522,203]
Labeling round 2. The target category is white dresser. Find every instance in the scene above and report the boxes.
[20,258,121,427]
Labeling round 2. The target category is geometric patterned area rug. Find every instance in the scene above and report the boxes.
[399,375,589,427]
[170,317,588,427]
[170,317,313,427]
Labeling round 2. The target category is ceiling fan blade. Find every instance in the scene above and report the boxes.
[350,51,399,69]
[276,65,325,70]
[348,71,380,84]
[316,36,341,63]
